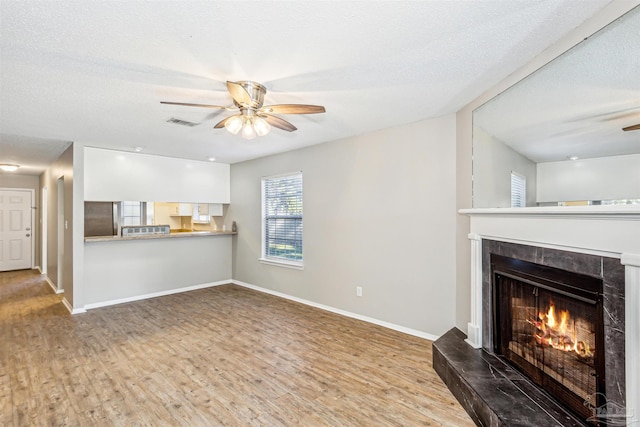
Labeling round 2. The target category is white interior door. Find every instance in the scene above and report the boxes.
[0,189,33,271]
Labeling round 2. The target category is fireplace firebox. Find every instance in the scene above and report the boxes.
[492,254,605,424]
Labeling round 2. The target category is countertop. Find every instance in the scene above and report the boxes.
[85,230,236,243]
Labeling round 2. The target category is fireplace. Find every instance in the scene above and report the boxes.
[434,206,640,426]
[492,254,605,423]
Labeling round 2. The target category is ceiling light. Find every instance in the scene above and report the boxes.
[569,156,579,161]
[224,115,243,135]
[253,116,271,137]
[208,156,216,162]
[0,164,20,172]
[224,110,271,139]
[134,146,144,152]
[241,117,257,140]
[225,114,270,140]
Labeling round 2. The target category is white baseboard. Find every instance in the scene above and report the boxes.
[83,280,231,311]
[45,276,64,294]
[62,297,86,314]
[231,280,440,342]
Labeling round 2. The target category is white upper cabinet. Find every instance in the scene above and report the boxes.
[84,147,230,203]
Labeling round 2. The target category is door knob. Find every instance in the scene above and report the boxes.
[26,234,31,237]
[26,227,31,231]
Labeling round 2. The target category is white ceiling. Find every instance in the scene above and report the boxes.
[0,0,614,175]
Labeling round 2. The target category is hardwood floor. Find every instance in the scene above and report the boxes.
[1,269,474,426]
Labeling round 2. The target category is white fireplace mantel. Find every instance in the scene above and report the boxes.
[460,205,640,426]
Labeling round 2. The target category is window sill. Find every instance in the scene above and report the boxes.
[259,257,304,270]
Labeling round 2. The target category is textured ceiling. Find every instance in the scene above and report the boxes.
[0,0,615,175]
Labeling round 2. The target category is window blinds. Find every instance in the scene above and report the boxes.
[511,172,526,208]
[263,173,303,261]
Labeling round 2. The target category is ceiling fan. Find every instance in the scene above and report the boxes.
[622,123,640,131]
[161,81,325,139]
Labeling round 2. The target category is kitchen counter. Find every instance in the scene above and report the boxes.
[85,230,236,243]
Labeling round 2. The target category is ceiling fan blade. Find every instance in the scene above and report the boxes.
[261,114,297,132]
[262,104,326,115]
[226,81,253,107]
[213,115,240,129]
[160,101,228,109]
[622,123,640,131]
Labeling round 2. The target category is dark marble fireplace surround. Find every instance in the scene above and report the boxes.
[434,240,626,426]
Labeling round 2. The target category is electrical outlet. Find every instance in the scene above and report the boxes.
[356,286,363,297]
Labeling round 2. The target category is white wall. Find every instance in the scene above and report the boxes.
[227,114,457,337]
[84,147,230,203]
[473,127,536,207]
[537,154,640,203]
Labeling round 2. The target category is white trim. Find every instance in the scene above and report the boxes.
[460,205,640,218]
[261,171,304,265]
[62,297,86,314]
[41,185,47,275]
[0,187,35,270]
[621,256,640,425]
[83,279,230,310]
[261,170,303,180]
[259,257,304,270]
[45,276,63,294]
[465,233,483,348]
[29,188,35,269]
[232,279,439,342]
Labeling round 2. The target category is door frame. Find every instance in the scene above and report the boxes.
[57,177,64,292]
[41,185,48,275]
[0,187,35,270]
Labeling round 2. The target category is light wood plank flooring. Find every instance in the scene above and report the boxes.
[1,269,474,426]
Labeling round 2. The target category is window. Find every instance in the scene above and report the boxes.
[120,201,151,226]
[510,172,526,208]
[121,201,143,226]
[261,172,303,269]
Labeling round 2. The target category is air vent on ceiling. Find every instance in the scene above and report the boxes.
[166,117,198,127]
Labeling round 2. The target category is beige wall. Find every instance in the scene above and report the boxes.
[0,173,41,268]
[473,127,537,208]
[228,114,458,336]
[40,144,77,307]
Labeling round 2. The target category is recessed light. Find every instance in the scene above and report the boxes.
[134,146,144,152]
[208,157,216,162]
[569,156,579,161]
[0,164,20,172]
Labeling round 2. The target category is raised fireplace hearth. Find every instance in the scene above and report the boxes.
[441,206,640,426]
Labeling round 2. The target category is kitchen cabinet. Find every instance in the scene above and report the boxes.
[197,203,223,217]
[168,203,193,216]
[85,147,230,203]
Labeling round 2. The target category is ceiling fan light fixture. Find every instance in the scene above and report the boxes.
[0,164,20,172]
[163,80,325,138]
[225,115,244,135]
[253,116,271,137]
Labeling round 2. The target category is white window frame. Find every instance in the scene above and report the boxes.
[260,171,304,270]
[510,171,526,208]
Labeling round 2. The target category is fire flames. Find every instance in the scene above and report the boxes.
[528,302,593,358]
